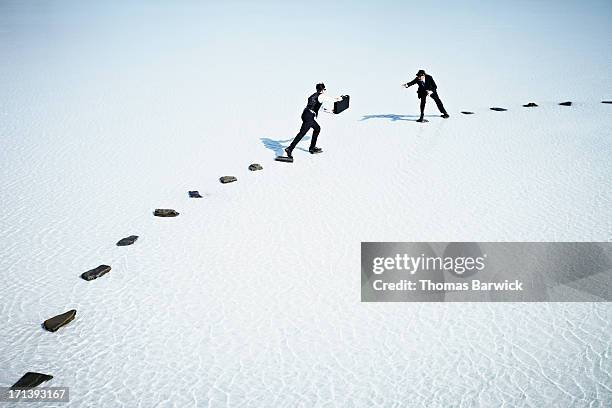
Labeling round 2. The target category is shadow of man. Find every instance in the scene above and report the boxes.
[260,136,311,157]
[360,114,437,122]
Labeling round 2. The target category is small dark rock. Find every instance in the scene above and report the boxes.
[461,111,475,114]
[602,101,612,104]
[248,163,263,171]
[81,265,111,281]
[189,191,202,198]
[11,372,53,389]
[43,310,76,332]
[523,102,538,107]
[559,101,572,106]
[490,107,507,111]
[154,209,180,217]
[116,235,138,246]
[220,176,237,184]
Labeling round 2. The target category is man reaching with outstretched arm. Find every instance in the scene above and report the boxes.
[402,70,449,122]
[285,83,343,159]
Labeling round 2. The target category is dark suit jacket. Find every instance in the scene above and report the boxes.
[405,75,437,98]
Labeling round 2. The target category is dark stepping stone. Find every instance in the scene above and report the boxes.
[275,156,293,163]
[461,111,475,115]
[154,209,179,217]
[523,102,538,107]
[220,176,237,184]
[248,163,263,171]
[43,310,76,332]
[559,101,572,106]
[116,235,138,246]
[12,372,53,389]
[490,107,507,111]
[81,265,111,281]
[188,191,202,198]
[602,101,612,104]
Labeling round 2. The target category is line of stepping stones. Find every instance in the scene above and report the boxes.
[460,100,612,115]
[9,163,263,390]
[10,100,611,390]
[462,100,586,115]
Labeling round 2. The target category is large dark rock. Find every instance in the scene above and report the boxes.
[523,102,538,107]
[116,235,138,246]
[248,164,263,171]
[43,310,76,332]
[154,209,179,217]
[490,107,507,111]
[189,190,202,198]
[220,176,237,184]
[11,372,53,389]
[559,101,572,106]
[275,156,293,163]
[461,111,475,114]
[81,265,111,281]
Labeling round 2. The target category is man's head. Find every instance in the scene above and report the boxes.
[316,83,326,93]
[416,70,426,80]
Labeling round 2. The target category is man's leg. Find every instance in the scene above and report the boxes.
[287,120,312,155]
[309,120,321,151]
[430,92,448,116]
[419,96,426,120]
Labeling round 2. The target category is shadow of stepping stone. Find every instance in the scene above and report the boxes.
[490,107,507,111]
[116,235,138,246]
[81,265,111,281]
[461,111,475,115]
[523,102,538,107]
[189,191,202,198]
[154,209,179,217]
[248,163,263,171]
[559,101,572,106]
[602,101,612,104]
[43,310,76,332]
[11,372,53,389]
[220,176,237,184]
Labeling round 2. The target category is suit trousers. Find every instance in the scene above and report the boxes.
[288,109,320,151]
[419,92,448,117]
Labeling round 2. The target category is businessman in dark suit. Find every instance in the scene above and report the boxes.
[403,70,449,122]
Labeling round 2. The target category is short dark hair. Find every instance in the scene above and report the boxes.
[316,83,326,92]
[416,70,426,77]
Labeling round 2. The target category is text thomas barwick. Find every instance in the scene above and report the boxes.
[372,279,524,291]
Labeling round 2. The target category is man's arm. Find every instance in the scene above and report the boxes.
[403,78,418,88]
[428,76,437,91]
[320,94,344,113]
[318,94,343,104]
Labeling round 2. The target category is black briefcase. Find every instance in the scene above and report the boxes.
[333,95,350,114]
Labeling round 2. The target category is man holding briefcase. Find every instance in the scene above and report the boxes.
[284,83,344,160]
